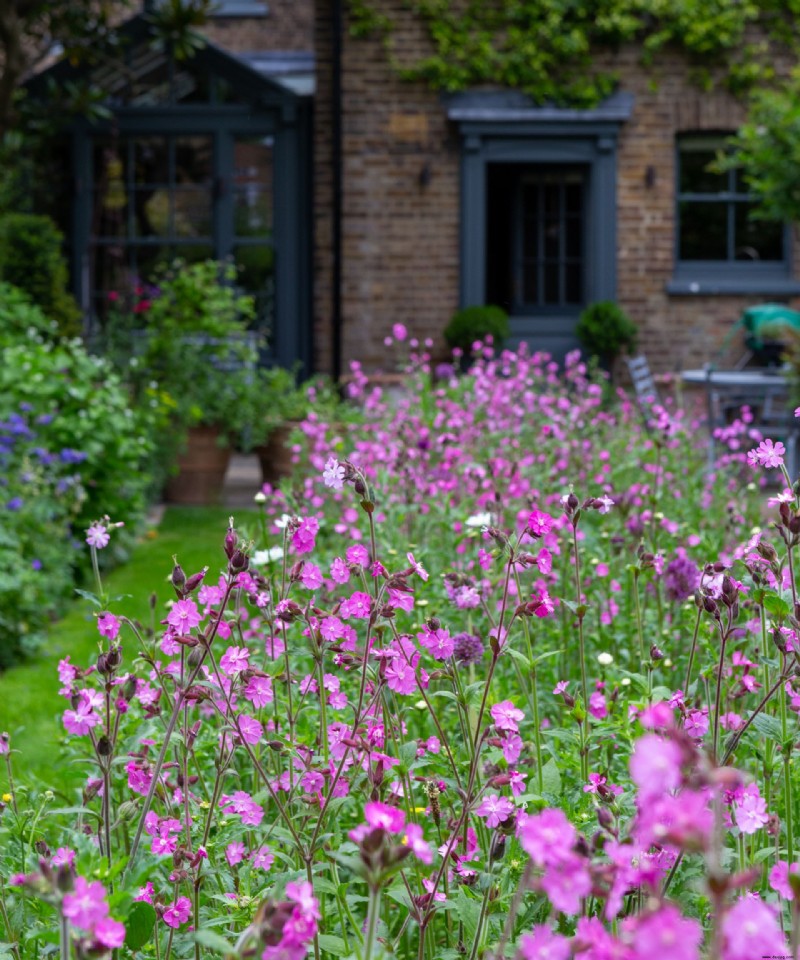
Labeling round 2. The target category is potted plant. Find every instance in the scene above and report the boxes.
[576,300,638,373]
[444,305,510,368]
[113,259,262,504]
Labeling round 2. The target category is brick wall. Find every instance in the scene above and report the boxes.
[313,4,800,374]
[203,0,313,53]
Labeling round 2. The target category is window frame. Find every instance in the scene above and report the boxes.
[669,134,799,296]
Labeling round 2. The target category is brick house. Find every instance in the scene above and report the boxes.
[36,1,800,375]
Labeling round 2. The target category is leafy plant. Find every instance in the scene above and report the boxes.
[444,304,510,357]
[576,299,638,361]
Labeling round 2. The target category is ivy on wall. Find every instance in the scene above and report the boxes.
[348,0,800,108]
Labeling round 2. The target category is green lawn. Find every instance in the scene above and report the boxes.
[0,506,257,795]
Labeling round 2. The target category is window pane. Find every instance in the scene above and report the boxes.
[233,244,275,331]
[734,206,783,261]
[679,149,725,194]
[234,137,274,238]
[565,216,581,258]
[134,138,169,185]
[522,261,538,304]
[679,201,727,259]
[173,188,212,239]
[544,263,559,303]
[564,263,583,303]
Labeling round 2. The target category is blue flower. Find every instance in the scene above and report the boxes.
[6,497,23,511]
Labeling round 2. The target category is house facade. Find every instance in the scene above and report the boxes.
[39,1,800,374]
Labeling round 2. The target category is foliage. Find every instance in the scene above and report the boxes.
[576,299,638,360]
[444,304,510,357]
[0,293,156,555]
[249,368,342,449]
[110,259,264,459]
[0,214,81,336]
[4,344,797,958]
[0,283,58,345]
[721,66,800,224]
[350,0,799,108]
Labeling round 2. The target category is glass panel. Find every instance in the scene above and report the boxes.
[521,261,537,304]
[543,263,559,303]
[544,219,560,259]
[565,216,581,258]
[233,244,275,331]
[132,188,171,237]
[234,137,274,238]
[734,206,783,261]
[564,263,583,304]
[134,138,169,185]
[679,148,725,194]
[522,217,539,259]
[679,201,727,259]
[173,189,212,238]
[175,137,213,186]
[564,183,582,214]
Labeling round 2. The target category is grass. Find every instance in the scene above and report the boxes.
[0,506,258,795]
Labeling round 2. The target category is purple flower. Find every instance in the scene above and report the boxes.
[664,549,700,603]
[452,632,484,665]
[85,523,110,549]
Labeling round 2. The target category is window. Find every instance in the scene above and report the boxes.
[209,1,269,16]
[671,136,799,294]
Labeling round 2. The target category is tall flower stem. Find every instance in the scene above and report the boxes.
[363,886,382,960]
[572,526,589,712]
[683,605,702,695]
[59,913,70,960]
[779,656,795,863]
[712,632,728,762]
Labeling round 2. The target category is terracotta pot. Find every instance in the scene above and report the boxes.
[164,426,231,505]
[256,421,300,485]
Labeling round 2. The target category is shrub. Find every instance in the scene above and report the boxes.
[444,304,510,356]
[576,299,638,360]
[0,214,82,336]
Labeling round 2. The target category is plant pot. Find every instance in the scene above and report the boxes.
[164,426,231,505]
[256,421,300,486]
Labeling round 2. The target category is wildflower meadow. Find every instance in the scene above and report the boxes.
[3,342,800,960]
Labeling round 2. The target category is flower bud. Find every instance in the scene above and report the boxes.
[230,549,249,573]
[224,522,238,559]
[96,735,113,757]
[184,567,208,594]
[490,832,506,861]
[171,557,186,595]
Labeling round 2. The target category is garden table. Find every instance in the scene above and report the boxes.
[680,366,798,473]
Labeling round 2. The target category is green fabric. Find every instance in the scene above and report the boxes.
[740,303,800,347]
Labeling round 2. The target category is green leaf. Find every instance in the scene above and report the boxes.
[191,929,235,953]
[531,648,563,667]
[763,594,791,619]
[318,934,349,956]
[73,588,102,607]
[454,888,481,943]
[504,647,530,669]
[752,713,784,743]
[125,901,156,952]
[541,759,562,796]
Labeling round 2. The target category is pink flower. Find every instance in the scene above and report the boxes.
[541,854,591,914]
[519,809,576,866]
[364,801,405,833]
[226,842,246,867]
[631,904,702,960]
[162,896,192,929]
[51,847,76,867]
[722,895,788,960]
[85,523,110,549]
[134,882,154,903]
[62,876,109,930]
[588,692,607,720]
[220,645,250,675]
[97,613,120,640]
[769,860,799,899]
[346,544,369,567]
[490,700,524,733]
[251,845,274,871]
[244,675,273,707]
[629,735,682,801]
[392,323,407,341]
[323,457,345,490]
[235,714,263,746]
[734,783,769,835]
[63,696,101,736]
[405,823,433,863]
[166,599,201,636]
[475,793,515,828]
[330,557,350,584]
[300,562,323,590]
[340,591,372,619]
[385,657,417,695]
[286,880,321,920]
[747,438,785,469]
[595,494,614,514]
[517,926,570,960]
[94,917,126,949]
[406,552,429,580]
[528,510,554,539]
[417,626,454,660]
[292,516,319,554]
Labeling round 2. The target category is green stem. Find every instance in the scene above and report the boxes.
[780,660,794,863]
[363,887,382,960]
[683,605,702,695]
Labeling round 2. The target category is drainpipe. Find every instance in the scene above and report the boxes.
[331,0,343,382]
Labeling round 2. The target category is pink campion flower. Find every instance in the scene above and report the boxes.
[509,770,527,797]
[769,860,799,899]
[300,770,325,794]
[529,583,557,618]
[286,880,321,920]
[96,613,120,641]
[329,557,350,584]
[722,895,788,960]
[490,700,524,733]
[392,323,407,341]
[406,552,429,581]
[319,615,345,642]
[292,516,320,554]
[541,854,591,915]
[553,680,569,697]
[162,896,192,929]
[323,457,345,490]
[630,904,702,960]
[134,882,154,904]
[220,645,250,676]
[595,495,614,514]
[226,842,246,867]
[629,734,683,801]
[747,438,786,469]
[166,598,201,636]
[385,656,417,695]
[244,675,274,707]
[300,562,323,590]
[62,876,109,930]
[684,708,709,740]
[528,510,554,539]
[734,783,769,835]
[519,809,576,866]
[51,847,75,867]
[588,692,607,720]
[517,926,570,960]
[475,793,515,828]
[251,845,275,871]
[346,543,369,567]
[501,733,523,765]
[220,790,265,826]
[235,714,263,746]
[57,656,77,693]
[94,917,126,949]
[417,626,454,660]
[405,823,433,864]
[340,591,372,619]
[85,522,110,549]
[63,696,101,736]
[364,801,405,833]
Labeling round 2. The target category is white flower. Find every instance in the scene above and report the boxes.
[596,495,614,514]
[253,547,284,565]
[465,512,492,528]
[274,513,293,529]
[322,457,346,490]
[597,652,614,666]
